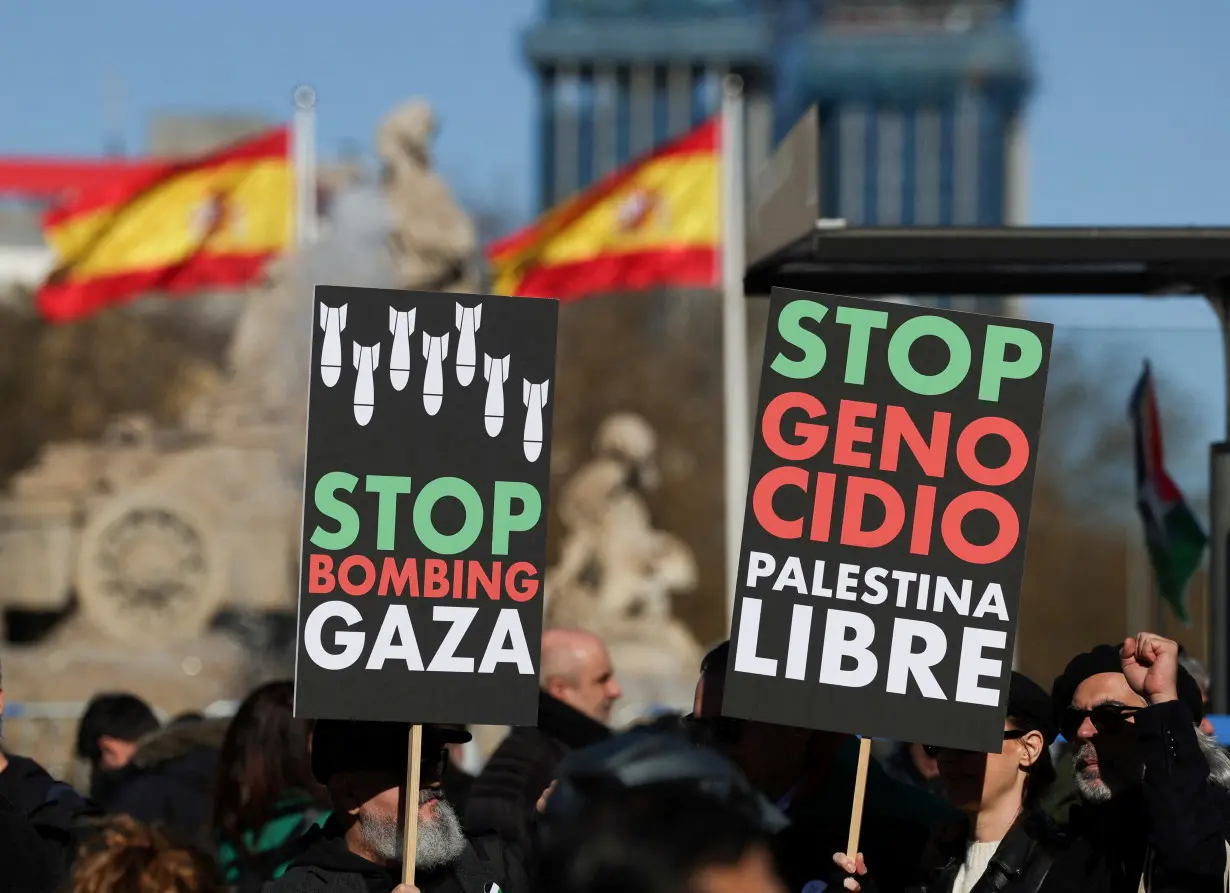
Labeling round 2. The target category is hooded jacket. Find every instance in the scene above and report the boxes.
[264,813,528,893]
[464,689,610,847]
[103,716,228,848]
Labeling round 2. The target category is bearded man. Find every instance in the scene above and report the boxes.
[1051,633,1230,893]
[268,720,528,893]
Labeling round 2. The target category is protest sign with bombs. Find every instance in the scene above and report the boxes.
[724,288,1052,754]
[295,285,559,726]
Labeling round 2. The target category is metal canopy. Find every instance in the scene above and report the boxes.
[740,109,1230,298]
[744,225,1230,297]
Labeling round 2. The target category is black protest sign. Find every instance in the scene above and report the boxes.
[295,286,558,726]
[724,289,1052,752]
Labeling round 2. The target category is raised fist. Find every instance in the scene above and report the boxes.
[1121,632,1180,706]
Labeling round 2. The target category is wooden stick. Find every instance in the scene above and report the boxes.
[845,736,872,860]
[402,724,423,886]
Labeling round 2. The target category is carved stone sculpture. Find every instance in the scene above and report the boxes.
[546,414,703,706]
[379,100,480,294]
[0,97,479,645]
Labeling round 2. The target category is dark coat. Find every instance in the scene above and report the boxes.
[0,755,100,893]
[464,690,609,847]
[263,814,528,893]
[777,737,963,893]
[103,716,228,849]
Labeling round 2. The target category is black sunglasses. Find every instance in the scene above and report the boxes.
[1059,704,1140,742]
[924,729,1028,759]
[681,713,743,747]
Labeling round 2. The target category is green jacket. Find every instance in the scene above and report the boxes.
[217,790,329,891]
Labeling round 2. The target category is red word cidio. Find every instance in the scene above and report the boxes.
[754,393,1029,565]
[309,554,540,601]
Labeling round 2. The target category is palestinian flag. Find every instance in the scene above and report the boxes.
[1129,362,1207,623]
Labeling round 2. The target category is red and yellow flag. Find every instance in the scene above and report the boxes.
[38,127,292,322]
[488,117,719,299]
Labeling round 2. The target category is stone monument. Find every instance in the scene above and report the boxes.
[0,98,483,746]
[546,413,704,723]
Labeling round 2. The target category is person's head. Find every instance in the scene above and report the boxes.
[1052,643,1227,804]
[537,783,786,893]
[311,720,471,870]
[1179,648,1217,737]
[213,680,323,840]
[69,815,221,893]
[75,694,161,772]
[926,672,1056,816]
[541,628,622,723]
[689,641,843,799]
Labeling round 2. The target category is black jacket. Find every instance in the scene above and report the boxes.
[777,738,963,893]
[103,717,227,849]
[263,814,528,893]
[464,690,609,847]
[1058,700,1230,893]
[0,753,101,891]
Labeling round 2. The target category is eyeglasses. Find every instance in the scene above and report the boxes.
[421,747,447,775]
[1059,704,1140,742]
[923,729,1028,759]
[681,713,743,747]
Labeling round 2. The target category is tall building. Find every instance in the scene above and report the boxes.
[522,0,1033,313]
[523,0,776,213]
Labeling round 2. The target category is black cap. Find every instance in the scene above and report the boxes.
[1006,672,1058,746]
[310,720,472,784]
[1050,643,1205,733]
[545,728,788,834]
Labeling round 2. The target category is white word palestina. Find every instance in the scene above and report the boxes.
[745,551,1009,621]
[302,601,536,674]
[317,300,551,462]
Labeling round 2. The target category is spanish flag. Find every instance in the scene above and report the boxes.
[38,127,292,322]
[488,117,719,299]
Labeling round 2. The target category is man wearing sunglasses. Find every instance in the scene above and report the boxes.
[1050,632,1230,893]
[688,641,960,893]
[267,720,528,893]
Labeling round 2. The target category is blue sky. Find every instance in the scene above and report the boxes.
[3,0,1228,492]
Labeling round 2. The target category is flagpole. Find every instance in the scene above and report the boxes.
[293,85,318,248]
[721,75,750,632]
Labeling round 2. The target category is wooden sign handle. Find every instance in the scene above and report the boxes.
[402,724,423,886]
[845,736,872,861]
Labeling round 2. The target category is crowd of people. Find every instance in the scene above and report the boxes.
[0,628,1226,893]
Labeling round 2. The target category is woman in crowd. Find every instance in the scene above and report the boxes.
[212,680,329,892]
[835,672,1071,893]
[69,815,221,893]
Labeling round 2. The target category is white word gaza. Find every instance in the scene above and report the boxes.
[303,601,535,674]
[734,600,1005,707]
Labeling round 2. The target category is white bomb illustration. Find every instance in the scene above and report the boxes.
[319,303,347,387]
[455,304,482,386]
[352,342,380,426]
[522,379,550,462]
[482,354,510,437]
[388,307,416,391]
[422,332,450,416]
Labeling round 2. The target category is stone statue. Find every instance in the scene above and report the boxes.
[378,99,479,293]
[0,96,480,646]
[546,413,703,704]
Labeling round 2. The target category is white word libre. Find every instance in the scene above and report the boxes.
[746,551,1010,621]
[735,600,1005,707]
[303,601,535,674]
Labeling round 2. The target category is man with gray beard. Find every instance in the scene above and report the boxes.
[266,720,528,893]
[1050,632,1230,893]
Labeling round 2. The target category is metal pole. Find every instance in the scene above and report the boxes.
[721,75,750,631]
[1210,284,1230,712]
[293,85,318,248]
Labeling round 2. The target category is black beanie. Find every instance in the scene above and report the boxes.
[1050,643,1205,733]
[1006,672,1059,746]
[311,720,472,784]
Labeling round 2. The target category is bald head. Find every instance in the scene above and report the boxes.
[540,629,622,724]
